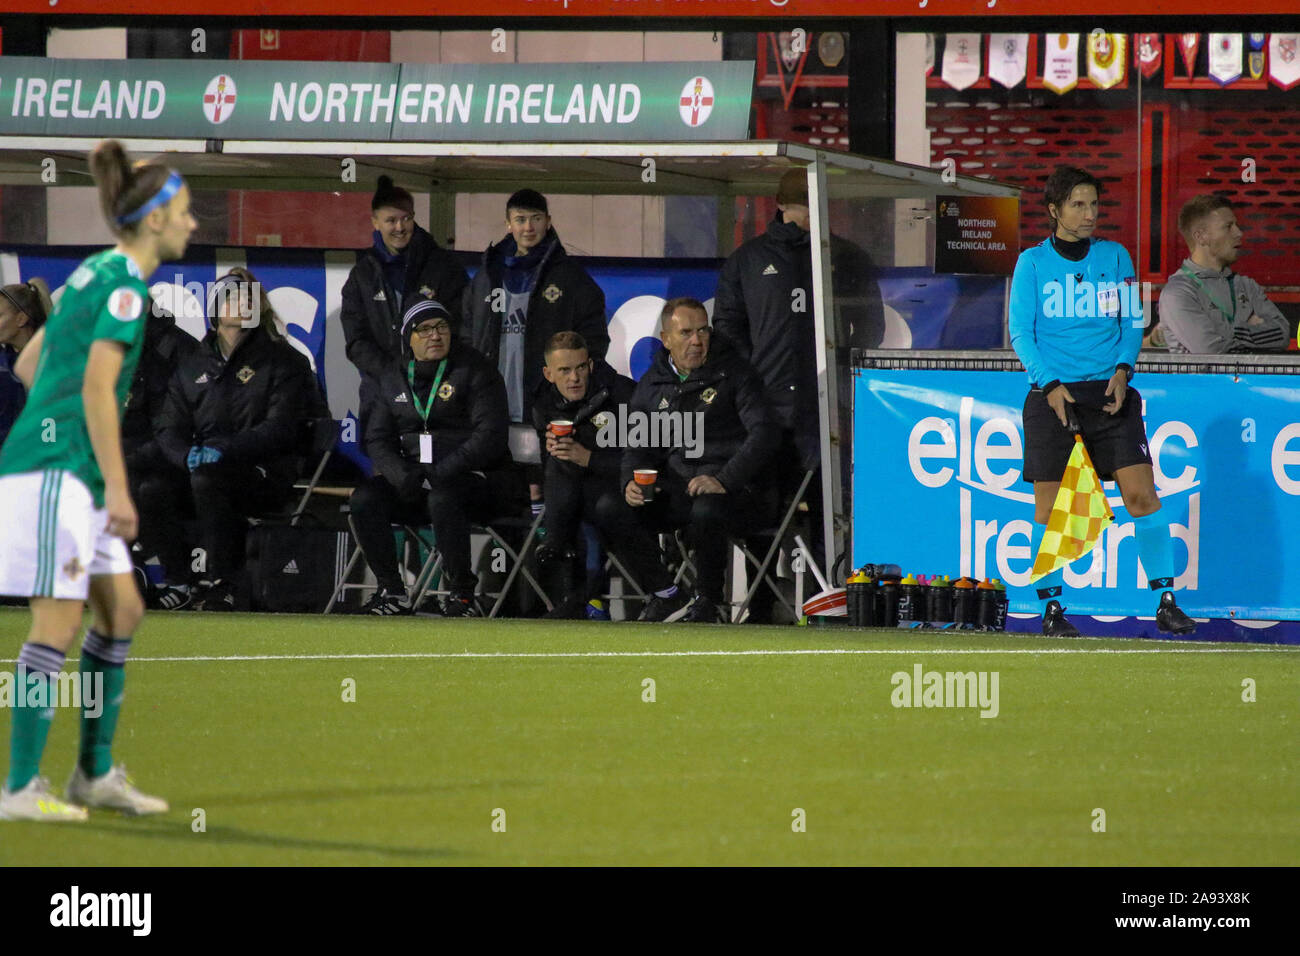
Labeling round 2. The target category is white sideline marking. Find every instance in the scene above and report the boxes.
[1,647,1289,664]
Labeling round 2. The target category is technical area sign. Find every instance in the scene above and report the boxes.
[0,58,754,142]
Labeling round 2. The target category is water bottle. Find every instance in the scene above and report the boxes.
[878,578,900,627]
[976,579,1000,630]
[860,563,902,580]
[992,578,1008,630]
[929,574,954,624]
[898,573,922,623]
[952,577,977,628]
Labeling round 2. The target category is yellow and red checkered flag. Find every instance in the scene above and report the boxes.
[1031,435,1114,582]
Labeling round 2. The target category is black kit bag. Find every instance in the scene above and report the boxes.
[246,513,351,613]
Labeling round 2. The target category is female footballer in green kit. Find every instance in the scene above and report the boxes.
[0,141,196,821]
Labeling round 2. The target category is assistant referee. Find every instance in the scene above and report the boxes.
[1009,166,1196,637]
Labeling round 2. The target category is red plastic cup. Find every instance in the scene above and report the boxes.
[633,468,658,503]
[549,419,574,437]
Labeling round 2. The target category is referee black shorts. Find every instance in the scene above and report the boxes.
[1021,380,1153,484]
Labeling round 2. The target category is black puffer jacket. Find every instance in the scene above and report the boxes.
[530,358,635,482]
[365,342,510,492]
[713,213,882,464]
[123,306,201,474]
[341,225,469,381]
[461,229,608,402]
[158,322,318,485]
[621,341,778,493]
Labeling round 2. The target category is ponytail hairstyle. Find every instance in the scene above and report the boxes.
[207,266,285,342]
[89,140,180,237]
[0,277,53,332]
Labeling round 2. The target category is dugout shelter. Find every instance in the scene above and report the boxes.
[0,123,1021,585]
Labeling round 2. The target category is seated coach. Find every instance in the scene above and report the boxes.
[155,268,321,611]
[595,297,779,624]
[349,298,522,617]
[531,330,635,618]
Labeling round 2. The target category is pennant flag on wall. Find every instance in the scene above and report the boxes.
[1135,33,1162,79]
[1087,33,1127,89]
[1030,436,1115,583]
[1208,34,1243,85]
[1269,34,1300,89]
[1248,33,1266,80]
[987,33,1029,88]
[1042,34,1080,94]
[942,33,982,90]
[1178,33,1200,76]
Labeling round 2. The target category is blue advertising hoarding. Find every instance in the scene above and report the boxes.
[852,368,1300,623]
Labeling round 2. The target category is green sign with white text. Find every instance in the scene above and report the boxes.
[0,58,754,142]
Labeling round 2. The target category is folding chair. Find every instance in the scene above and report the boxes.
[407,507,551,618]
[323,519,433,614]
[600,548,650,620]
[732,469,816,623]
[288,416,344,526]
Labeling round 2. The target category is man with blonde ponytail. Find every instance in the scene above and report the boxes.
[0,140,196,822]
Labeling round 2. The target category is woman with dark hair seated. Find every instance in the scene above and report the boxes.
[0,278,52,448]
[151,267,321,611]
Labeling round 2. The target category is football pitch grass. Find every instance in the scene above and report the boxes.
[1,607,1296,867]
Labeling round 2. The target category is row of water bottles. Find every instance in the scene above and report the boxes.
[846,564,1009,630]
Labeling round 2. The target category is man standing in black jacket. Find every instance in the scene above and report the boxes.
[341,176,468,438]
[349,298,520,617]
[530,330,635,619]
[595,297,779,624]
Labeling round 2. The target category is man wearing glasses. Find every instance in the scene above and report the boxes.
[341,176,469,439]
[595,298,778,624]
[347,299,517,617]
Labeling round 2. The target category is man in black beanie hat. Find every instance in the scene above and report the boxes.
[348,297,522,617]
[341,176,469,440]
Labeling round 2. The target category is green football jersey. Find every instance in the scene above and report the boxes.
[0,249,149,508]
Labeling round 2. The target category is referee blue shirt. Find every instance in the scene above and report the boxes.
[1009,237,1143,389]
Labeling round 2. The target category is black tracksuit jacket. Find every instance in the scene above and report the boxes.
[530,358,635,482]
[340,225,470,382]
[364,343,510,494]
[461,229,609,403]
[620,341,778,494]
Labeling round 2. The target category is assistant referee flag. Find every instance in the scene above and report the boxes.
[1030,435,1114,581]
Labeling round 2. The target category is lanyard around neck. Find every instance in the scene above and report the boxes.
[408,358,448,431]
[1179,266,1237,321]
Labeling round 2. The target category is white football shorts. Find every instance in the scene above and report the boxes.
[0,470,133,601]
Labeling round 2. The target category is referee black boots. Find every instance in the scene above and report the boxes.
[1156,591,1197,636]
[1041,600,1080,638]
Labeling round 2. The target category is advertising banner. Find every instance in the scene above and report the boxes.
[852,369,1300,622]
[0,57,754,142]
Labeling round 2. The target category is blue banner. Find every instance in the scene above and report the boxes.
[852,369,1300,621]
